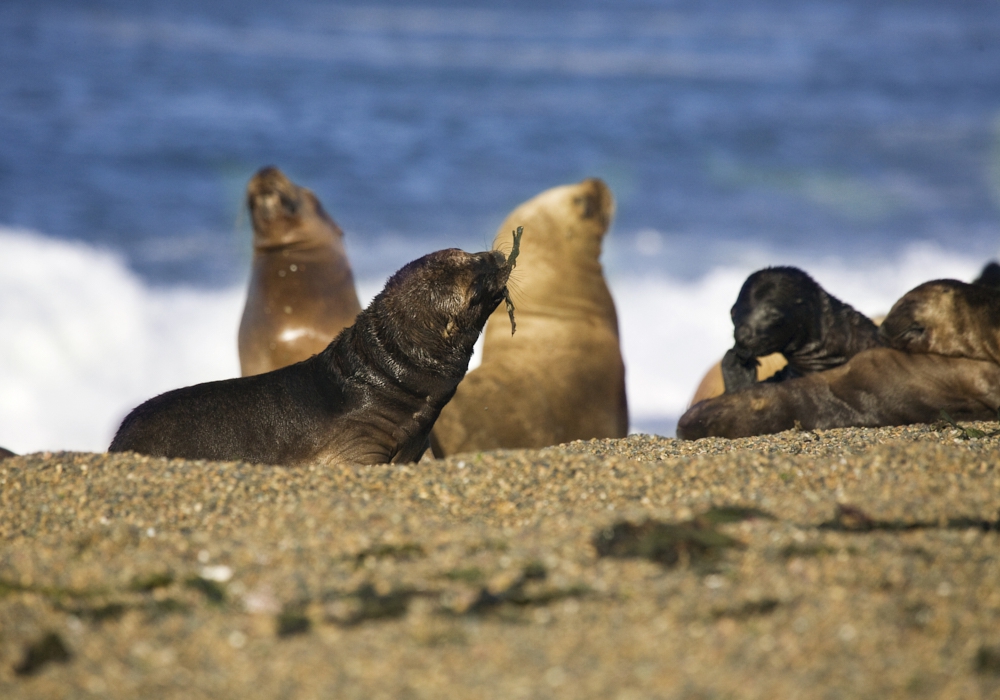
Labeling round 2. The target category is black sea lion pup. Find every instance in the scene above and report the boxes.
[110,248,513,466]
[880,279,1000,365]
[721,267,881,392]
[679,348,1000,440]
[239,166,362,377]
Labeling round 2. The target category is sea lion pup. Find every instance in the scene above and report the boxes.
[110,248,513,466]
[238,166,362,377]
[720,266,881,392]
[430,178,627,456]
[880,279,1000,365]
[677,348,1000,440]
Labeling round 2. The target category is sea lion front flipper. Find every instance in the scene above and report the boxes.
[721,348,758,393]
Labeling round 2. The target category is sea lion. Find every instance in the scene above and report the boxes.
[879,279,1000,365]
[238,166,362,377]
[720,267,881,392]
[0,447,15,460]
[430,178,628,456]
[677,348,1000,440]
[110,247,513,466]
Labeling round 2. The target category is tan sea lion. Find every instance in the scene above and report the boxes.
[238,166,362,377]
[111,247,513,466]
[430,178,628,456]
[677,348,1000,440]
[880,279,1000,365]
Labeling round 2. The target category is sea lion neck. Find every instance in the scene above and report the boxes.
[251,212,343,252]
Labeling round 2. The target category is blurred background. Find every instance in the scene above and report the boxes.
[2,0,999,452]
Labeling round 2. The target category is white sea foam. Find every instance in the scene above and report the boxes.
[0,227,991,453]
[0,228,243,453]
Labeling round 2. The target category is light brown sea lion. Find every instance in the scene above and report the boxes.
[430,178,628,456]
[111,248,513,466]
[677,348,1000,440]
[879,279,1000,365]
[238,166,362,377]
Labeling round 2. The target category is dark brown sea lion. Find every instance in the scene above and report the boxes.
[238,166,362,377]
[879,279,1000,365]
[430,178,628,456]
[677,348,1000,440]
[0,447,15,460]
[720,267,881,392]
[110,248,512,466]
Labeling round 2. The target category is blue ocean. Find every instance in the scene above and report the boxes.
[2,0,999,452]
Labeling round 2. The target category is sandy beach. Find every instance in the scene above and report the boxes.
[2,422,1000,698]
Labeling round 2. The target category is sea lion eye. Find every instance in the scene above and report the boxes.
[279,194,299,215]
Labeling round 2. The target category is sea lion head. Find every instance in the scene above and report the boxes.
[497,178,614,267]
[880,279,1000,361]
[246,166,342,249]
[488,178,615,324]
[730,266,822,356]
[373,248,512,372]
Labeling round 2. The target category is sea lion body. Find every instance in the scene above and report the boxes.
[431,178,627,456]
[721,267,881,392]
[111,248,511,466]
[880,279,1000,365]
[678,348,1000,440]
[238,167,362,377]
[0,447,15,460]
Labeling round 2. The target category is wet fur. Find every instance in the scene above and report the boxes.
[679,348,1000,440]
[721,267,881,392]
[111,249,510,465]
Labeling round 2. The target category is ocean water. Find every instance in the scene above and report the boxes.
[2,0,1000,452]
